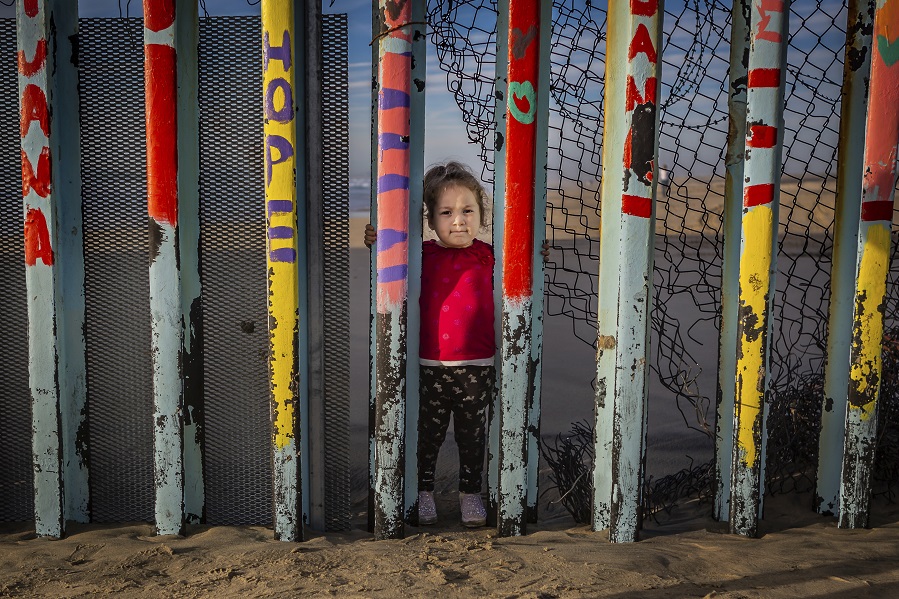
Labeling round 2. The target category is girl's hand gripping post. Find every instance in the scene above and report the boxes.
[364,224,377,249]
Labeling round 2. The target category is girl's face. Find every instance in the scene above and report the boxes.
[429,185,481,249]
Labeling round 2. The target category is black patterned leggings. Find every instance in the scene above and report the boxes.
[417,365,495,494]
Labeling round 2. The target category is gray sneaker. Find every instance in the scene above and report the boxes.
[418,491,437,525]
[460,492,487,528]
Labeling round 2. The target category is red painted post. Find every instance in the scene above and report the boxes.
[497,0,540,538]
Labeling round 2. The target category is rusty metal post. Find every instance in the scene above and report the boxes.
[592,0,664,542]
[373,0,412,540]
[839,0,899,530]
[714,0,750,523]
[525,0,552,525]
[262,0,303,542]
[143,0,186,537]
[496,0,542,538]
[18,0,89,537]
[730,0,790,538]
[816,0,874,517]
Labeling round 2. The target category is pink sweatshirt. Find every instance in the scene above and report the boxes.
[419,239,495,364]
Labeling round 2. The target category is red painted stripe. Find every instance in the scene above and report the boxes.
[145,44,178,226]
[144,0,175,33]
[622,194,652,218]
[746,124,777,148]
[861,201,894,222]
[743,183,774,207]
[503,0,540,300]
[747,68,781,88]
[630,0,659,17]
[18,39,46,77]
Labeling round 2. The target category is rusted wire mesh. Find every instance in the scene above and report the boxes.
[427,0,899,516]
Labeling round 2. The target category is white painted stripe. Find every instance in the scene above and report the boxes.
[381,36,412,55]
[145,24,176,48]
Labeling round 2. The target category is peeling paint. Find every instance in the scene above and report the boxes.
[715,1,749,523]
[263,0,302,542]
[838,0,899,530]
[817,0,873,517]
[729,0,789,538]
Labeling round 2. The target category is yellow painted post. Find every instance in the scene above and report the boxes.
[839,0,899,530]
[262,0,303,542]
[730,0,790,538]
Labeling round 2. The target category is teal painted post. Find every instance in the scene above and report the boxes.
[714,0,749,523]
[489,0,510,528]
[18,0,90,537]
[176,0,204,527]
[403,2,426,525]
[525,0,552,525]
[592,0,664,543]
[54,0,89,526]
[816,0,873,517]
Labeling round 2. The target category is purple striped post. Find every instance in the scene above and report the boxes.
[373,0,412,540]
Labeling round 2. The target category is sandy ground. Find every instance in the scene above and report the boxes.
[3,189,899,597]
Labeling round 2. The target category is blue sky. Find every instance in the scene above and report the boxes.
[1,0,481,179]
[4,0,849,181]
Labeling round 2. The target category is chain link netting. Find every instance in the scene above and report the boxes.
[427,0,899,517]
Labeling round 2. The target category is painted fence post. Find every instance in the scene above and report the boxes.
[489,0,511,528]
[403,1,426,526]
[18,0,89,537]
[497,0,541,538]
[592,0,664,543]
[262,0,303,542]
[373,0,412,540]
[714,0,750,523]
[145,0,204,536]
[730,0,789,538]
[839,0,899,530]
[368,0,379,535]
[525,0,552,525]
[175,0,204,528]
[816,0,874,517]
[300,0,324,532]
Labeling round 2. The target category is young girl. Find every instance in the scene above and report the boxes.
[366,161,495,527]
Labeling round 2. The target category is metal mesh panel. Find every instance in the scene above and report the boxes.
[0,18,34,522]
[321,14,351,532]
[79,18,154,523]
[198,16,272,526]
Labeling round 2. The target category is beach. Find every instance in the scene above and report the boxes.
[2,204,899,597]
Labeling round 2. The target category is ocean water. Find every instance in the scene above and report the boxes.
[349,183,370,217]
